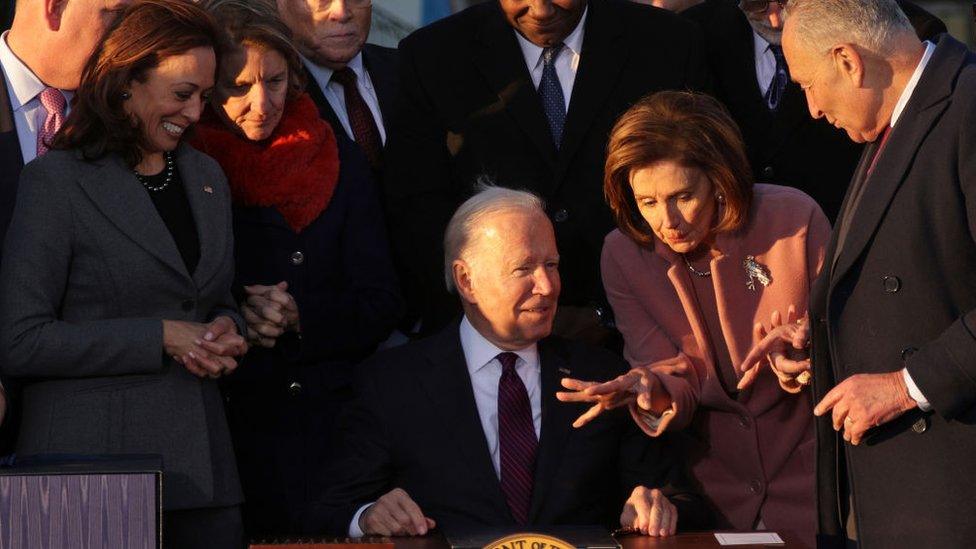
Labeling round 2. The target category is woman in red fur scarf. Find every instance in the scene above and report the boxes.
[190,0,402,538]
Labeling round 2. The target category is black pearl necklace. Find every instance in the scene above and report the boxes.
[135,151,174,192]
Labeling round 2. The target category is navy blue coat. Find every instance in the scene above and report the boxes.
[220,133,402,537]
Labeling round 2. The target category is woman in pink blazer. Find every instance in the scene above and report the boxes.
[559,92,829,546]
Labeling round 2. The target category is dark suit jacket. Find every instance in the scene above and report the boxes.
[304,44,399,170]
[0,145,243,510]
[214,133,402,536]
[303,322,705,536]
[809,35,976,548]
[682,0,945,223]
[0,62,24,456]
[385,0,709,332]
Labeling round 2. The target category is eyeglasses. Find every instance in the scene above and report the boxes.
[740,0,788,14]
[323,0,372,8]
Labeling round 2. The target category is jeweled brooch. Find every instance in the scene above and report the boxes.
[743,255,772,291]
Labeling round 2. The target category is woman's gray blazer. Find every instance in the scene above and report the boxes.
[0,144,243,510]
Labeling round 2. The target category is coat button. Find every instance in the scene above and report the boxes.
[761,166,775,179]
[912,417,928,434]
[882,276,901,293]
[181,299,195,312]
[748,480,763,494]
[290,251,305,266]
[553,208,569,223]
[901,347,918,361]
[287,381,303,396]
[738,415,751,430]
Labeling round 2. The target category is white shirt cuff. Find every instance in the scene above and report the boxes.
[902,368,932,412]
[348,502,374,538]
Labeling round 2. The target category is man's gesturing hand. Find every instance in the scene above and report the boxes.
[360,488,436,537]
[620,486,677,537]
[813,371,917,445]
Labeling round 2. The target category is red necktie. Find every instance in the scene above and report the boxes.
[36,87,66,156]
[867,125,893,176]
[497,351,537,525]
[331,67,383,171]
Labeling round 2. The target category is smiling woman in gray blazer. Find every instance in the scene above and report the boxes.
[0,1,248,546]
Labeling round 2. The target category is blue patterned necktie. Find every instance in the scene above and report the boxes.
[765,44,790,112]
[539,43,566,148]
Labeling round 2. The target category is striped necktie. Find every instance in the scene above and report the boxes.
[497,351,537,524]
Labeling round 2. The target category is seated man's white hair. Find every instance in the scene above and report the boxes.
[443,182,546,293]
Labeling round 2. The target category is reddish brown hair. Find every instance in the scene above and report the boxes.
[604,91,753,248]
[53,0,223,166]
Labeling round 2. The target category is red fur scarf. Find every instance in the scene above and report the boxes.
[190,93,340,233]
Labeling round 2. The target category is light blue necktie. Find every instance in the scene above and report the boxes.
[539,44,566,148]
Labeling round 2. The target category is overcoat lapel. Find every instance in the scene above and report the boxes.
[473,6,557,170]
[76,152,189,280]
[178,144,228,288]
[528,340,577,522]
[830,39,960,289]
[416,326,512,522]
[554,1,626,187]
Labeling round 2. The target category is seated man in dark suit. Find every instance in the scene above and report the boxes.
[303,187,702,538]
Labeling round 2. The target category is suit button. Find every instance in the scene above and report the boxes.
[181,299,195,312]
[761,166,775,179]
[287,381,303,396]
[738,415,751,430]
[748,480,763,494]
[912,417,928,434]
[290,251,305,266]
[553,208,569,223]
[819,317,827,325]
[882,276,901,293]
[901,347,918,361]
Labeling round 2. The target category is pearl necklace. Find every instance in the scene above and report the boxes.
[682,253,711,277]
[135,151,174,192]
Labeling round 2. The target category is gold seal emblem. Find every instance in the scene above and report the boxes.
[484,533,575,549]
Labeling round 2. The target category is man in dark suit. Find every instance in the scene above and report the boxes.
[275,0,397,177]
[304,187,702,537]
[682,0,944,222]
[385,0,709,339]
[0,0,132,457]
[777,1,976,546]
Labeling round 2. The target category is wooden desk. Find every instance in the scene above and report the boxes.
[252,531,797,549]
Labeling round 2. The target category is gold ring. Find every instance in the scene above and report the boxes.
[796,371,812,385]
[845,416,855,424]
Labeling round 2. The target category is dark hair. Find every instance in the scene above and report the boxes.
[201,0,306,101]
[52,0,223,166]
[604,91,754,248]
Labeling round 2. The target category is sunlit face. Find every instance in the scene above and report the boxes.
[782,23,882,143]
[215,45,289,141]
[498,0,586,48]
[631,161,718,254]
[125,47,216,154]
[53,0,132,89]
[456,209,561,350]
[739,1,785,45]
[276,0,371,69]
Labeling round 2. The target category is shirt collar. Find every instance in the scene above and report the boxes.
[302,51,370,90]
[0,30,47,111]
[753,30,770,56]
[459,315,540,376]
[891,41,935,128]
[515,5,588,72]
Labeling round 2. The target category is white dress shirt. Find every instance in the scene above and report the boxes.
[0,31,72,164]
[514,6,588,112]
[303,51,386,144]
[348,316,543,536]
[752,31,777,97]
[890,40,936,411]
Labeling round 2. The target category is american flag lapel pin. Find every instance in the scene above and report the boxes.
[203,185,214,194]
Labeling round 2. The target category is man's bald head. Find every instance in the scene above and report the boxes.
[7,0,132,90]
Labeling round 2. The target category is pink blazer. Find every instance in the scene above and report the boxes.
[601,185,830,546]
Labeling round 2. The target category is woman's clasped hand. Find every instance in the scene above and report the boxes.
[164,316,248,378]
